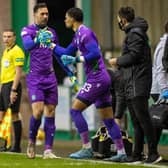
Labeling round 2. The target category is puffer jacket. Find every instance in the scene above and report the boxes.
[116,17,152,99]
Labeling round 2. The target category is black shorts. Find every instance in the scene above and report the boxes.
[0,81,22,113]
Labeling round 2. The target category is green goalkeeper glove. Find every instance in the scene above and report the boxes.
[61,55,82,66]
[34,28,53,47]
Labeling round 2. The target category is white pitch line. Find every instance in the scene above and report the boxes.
[65,158,168,168]
[1,152,167,168]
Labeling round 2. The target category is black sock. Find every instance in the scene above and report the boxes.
[13,120,22,149]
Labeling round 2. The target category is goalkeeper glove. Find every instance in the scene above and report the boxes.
[34,35,40,44]
[34,29,44,44]
[34,29,53,47]
[61,55,81,66]
[69,76,79,93]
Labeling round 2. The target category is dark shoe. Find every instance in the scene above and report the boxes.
[0,138,7,152]
[0,146,7,152]
[126,156,143,164]
[10,147,21,153]
[126,153,146,164]
[144,154,162,164]
[104,154,127,162]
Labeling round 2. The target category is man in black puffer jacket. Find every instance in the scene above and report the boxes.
[108,6,161,164]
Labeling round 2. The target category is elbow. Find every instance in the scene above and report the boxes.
[23,45,30,51]
[23,41,35,50]
[94,50,101,59]
[53,46,65,56]
[85,53,100,62]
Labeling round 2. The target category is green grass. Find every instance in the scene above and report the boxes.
[0,152,167,168]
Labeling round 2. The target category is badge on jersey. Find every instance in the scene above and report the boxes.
[4,60,9,68]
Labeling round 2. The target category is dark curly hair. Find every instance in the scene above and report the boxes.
[118,6,135,22]
[66,7,83,22]
[33,3,47,13]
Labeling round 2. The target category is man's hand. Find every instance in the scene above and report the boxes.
[10,90,18,104]
[108,58,117,65]
[61,55,76,66]
[108,58,118,69]
[35,29,53,47]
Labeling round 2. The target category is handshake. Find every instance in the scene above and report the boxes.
[34,28,53,48]
[35,29,80,92]
[35,29,81,66]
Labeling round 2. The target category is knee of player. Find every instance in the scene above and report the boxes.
[33,111,43,120]
[103,118,115,128]
[45,105,56,117]
[98,107,114,119]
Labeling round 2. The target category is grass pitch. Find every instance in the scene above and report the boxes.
[0,152,167,168]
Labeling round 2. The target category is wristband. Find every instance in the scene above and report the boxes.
[76,56,85,62]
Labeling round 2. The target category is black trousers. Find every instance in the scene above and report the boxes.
[150,94,163,146]
[127,96,158,156]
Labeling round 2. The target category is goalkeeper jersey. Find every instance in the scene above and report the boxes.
[21,24,58,75]
[54,24,106,80]
[1,44,25,84]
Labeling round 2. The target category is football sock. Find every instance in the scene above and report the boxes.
[80,131,90,146]
[13,120,22,149]
[113,139,126,155]
[103,118,126,154]
[70,109,89,145]
[29,116,41,143]
[44,117,55,150]
[70,109,88,133]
